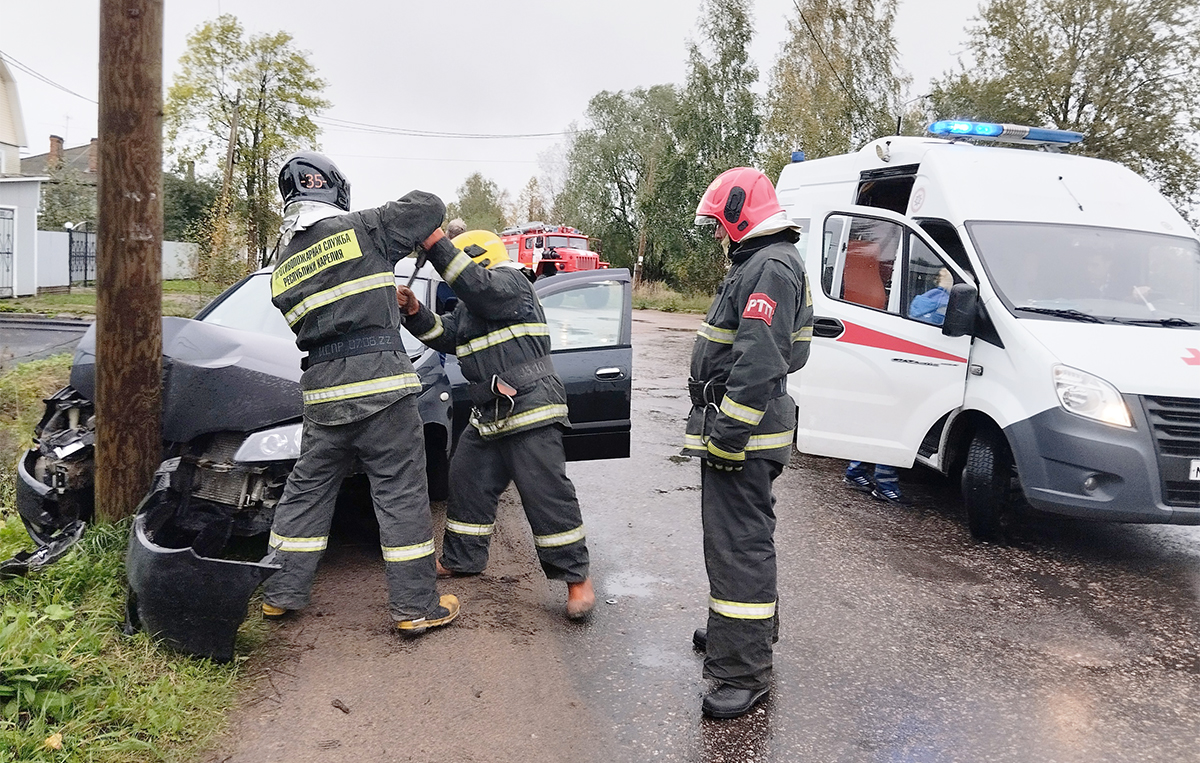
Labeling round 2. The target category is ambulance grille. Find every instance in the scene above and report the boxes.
[1142,396,1200,509]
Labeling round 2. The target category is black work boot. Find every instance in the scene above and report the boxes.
[692,614,780,652]
[702,684,770,719]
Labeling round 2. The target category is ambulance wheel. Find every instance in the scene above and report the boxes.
[961,428,1014,543]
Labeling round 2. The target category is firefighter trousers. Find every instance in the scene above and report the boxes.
[701,458,783,691]
[263,396,439,621]
[442,424,589,582]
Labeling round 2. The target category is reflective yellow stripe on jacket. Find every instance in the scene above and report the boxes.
[417,313,445,342]
[697,322,735,345]
[719,396,765,426]
[456,323,550,358]
[302,373,421,405]
[442,250,475,285]
[709,596,776,620]
[683,431,793,453]
[283,271,394,326]
[472,403,569,437]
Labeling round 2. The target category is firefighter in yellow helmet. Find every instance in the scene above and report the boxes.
[396,229,596,620]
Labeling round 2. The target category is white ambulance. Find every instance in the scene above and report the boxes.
[778,121,1200,540]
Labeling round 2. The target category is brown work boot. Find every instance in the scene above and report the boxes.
[566,578,595,620]
[397,594,460,636]
[435,559,454,579]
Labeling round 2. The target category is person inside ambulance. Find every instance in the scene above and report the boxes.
[262,152,460,636]
[909,267,953,325]
[395,229,596,621]
[682,167,814,719]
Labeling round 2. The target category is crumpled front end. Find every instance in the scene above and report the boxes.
[5,387,96,576]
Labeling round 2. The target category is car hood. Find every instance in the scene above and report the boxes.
[71,316,304,442]
[1019,320,1200,396]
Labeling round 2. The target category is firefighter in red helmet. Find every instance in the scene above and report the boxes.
[683,167,814,718]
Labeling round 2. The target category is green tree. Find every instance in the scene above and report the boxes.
[37,164,96,231]
[553,87,679,277]
[927,0,1200,215]
[660,0,762,292]
[760,0,911,179]
[165,14,329,266]
[445,173,510,234]
[510,177,550,227]
[163,169,220,242]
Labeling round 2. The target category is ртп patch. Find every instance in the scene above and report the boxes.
[743,293,777,325]
[272,229,364,296]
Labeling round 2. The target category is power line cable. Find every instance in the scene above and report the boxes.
[314,115,586,140]
[0,49,97,104]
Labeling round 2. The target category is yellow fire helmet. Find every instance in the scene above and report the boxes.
[451,229,511,269]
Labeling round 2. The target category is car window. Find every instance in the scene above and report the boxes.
[904,236,956,326]
[824,213,903,311]
[541,281,624,350]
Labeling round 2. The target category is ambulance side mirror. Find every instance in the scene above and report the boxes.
[941,283,978,338]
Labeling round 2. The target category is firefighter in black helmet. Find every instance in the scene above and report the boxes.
[263,151,459,635]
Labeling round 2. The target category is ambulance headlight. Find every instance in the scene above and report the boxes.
[1052,365,1131,428]
[235,423,304,462]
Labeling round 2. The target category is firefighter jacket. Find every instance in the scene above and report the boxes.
[270,192,445,426]
[405,237,569,440]
[681,230,814,465]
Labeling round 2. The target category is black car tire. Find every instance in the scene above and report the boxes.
[961,427,1015,543]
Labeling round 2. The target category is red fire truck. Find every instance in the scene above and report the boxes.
[499,223,608,278]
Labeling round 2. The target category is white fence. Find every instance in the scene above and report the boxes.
[35,231,200,290]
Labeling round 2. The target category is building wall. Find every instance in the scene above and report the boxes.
[0,179,42,297]
[33,230,199,288]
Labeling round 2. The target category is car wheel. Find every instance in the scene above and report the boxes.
[961,428,1016,543]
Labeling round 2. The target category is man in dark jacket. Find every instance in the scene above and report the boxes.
[683,167,814,718]
[262,152,458,635]
[396,229,595,620]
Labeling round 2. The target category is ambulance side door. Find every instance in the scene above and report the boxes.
[790,206,974,467]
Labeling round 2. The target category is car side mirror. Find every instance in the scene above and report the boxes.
[941,283,978,338]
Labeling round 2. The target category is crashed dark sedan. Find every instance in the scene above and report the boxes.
[8,263,632,660]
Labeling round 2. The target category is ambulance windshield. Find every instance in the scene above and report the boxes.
[966,222,1200,326]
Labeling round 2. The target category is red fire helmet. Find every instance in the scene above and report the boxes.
[694,167,784,243]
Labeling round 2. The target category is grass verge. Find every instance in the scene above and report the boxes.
[632,281,711,314]
[0,357,263,763]
[0,281,224,320]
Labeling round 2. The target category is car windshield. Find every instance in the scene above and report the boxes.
[546,235,588,250]
[967,222,1200,325]
[199,272,428,356]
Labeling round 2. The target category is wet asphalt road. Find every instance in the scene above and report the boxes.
[0,315,90,370]
[211,309,1200,763]
[558,309,1200,762]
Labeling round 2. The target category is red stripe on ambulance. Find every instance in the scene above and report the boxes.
[836,321,968,364]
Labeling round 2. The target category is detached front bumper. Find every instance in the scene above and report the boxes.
[124,468,280,662]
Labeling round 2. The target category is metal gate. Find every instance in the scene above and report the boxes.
[0,208,14,298]
[69,224,96,287]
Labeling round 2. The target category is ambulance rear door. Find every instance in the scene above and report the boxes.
[791,205,975,467]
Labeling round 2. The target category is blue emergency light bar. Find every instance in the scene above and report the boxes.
[928,120,1084,145]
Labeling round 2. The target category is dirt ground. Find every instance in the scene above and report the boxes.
[202,492,615,763]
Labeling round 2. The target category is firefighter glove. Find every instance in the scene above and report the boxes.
[705,440,745,472]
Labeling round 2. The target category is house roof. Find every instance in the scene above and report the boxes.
[22,141,96,180]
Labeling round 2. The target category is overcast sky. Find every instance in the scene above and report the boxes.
[1,1,978,211]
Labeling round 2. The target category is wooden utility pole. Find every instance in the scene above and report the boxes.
[95,0,163,522]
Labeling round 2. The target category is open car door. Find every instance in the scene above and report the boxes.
[536,268,633,461]
[789,205,974,468]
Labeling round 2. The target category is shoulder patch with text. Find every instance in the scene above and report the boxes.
[272,229,364,296]
[743,293,777,325]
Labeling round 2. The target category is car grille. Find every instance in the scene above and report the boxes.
[191,432,249,507]
[1142,395,1200,508]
